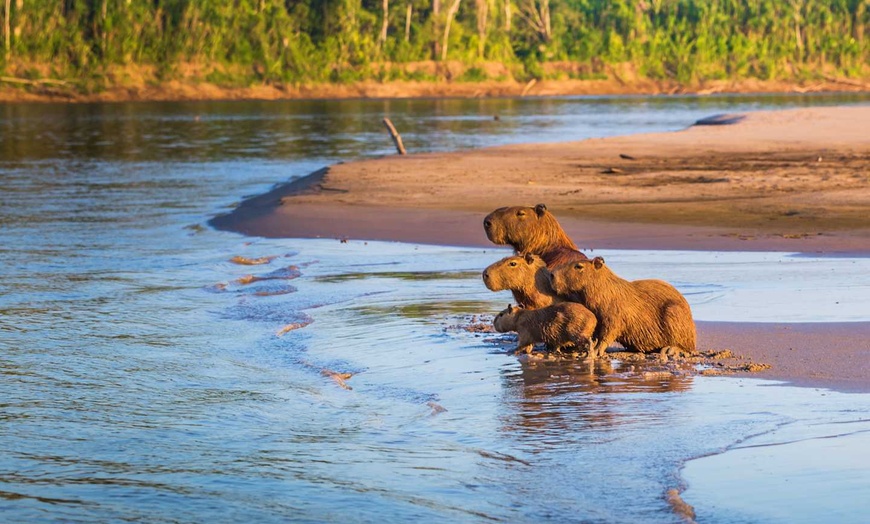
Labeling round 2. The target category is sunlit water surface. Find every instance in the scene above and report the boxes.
[2,94,869,522]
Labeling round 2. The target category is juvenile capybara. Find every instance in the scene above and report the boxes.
[482,203,587,267]
[493,302,597,355]
[549,257,696,359]
[482,253,560,309]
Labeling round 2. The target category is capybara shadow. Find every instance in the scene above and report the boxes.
[493,303,597,355]
[550,256,696,359]
[483,203,587,267]
[483,253,560,309]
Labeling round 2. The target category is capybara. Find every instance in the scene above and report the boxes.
[493,303,597,355]
[550,256,696,359]
[482,253,560,309]
[483,203,588,267]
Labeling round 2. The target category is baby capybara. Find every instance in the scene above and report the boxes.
[550,257,696,359]
[482,253,560,309]
[482,203,587,267]
[493,303,597,355]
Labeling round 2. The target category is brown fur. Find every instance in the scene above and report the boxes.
[482,254,561,309]
[483,204,588,267]
[493,303,597,355]
[550,257,697,358]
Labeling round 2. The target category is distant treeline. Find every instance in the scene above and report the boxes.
[1,0,867,87]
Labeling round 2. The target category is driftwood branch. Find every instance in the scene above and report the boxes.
[822,75,867,88]
[0,76,70,86]
[521,78,537,96]
[382,117,407,155]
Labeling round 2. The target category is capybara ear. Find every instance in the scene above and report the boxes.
[524,253,535,264]
[593,256,605,269]
[534,203,547,217]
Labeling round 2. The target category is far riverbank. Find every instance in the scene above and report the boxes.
[1,75,867,104]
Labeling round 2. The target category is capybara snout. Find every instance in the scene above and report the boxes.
[482,254,559,309]
[482,204,587,267]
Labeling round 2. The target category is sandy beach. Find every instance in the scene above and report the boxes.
[211,105,870,392]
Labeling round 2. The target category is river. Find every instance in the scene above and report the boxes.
[1,94,869,523]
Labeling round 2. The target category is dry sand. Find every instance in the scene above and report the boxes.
[211,105,870,392]
[2,75,867,103]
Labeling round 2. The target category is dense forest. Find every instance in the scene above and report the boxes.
[0,0,867,90]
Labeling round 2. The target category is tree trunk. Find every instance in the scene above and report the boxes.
[4,0,10,60]
[541,0,550,41]
[518,0,550,42]
[379,0,389,49]
[504,0,511,32]
[405,3,412,42]
[441,0,461,61]
[432,0,441,60]
[476,0,488,58]
[791,0,803,61]
[102,0,109,58]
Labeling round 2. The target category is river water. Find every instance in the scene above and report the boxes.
[1,94,869,522]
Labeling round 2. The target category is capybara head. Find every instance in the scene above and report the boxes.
[493,304,522,332]
[483,204,577,255]
[482,253,548,291]
[550,256,606,296]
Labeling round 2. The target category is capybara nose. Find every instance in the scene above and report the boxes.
[483,219,492,230]
[482,270,489,280]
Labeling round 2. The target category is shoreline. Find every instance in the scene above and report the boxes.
[212,194,870,255]
[210,105,870,393]
[1,76,868,104]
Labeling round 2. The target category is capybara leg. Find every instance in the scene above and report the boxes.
[663,304,697,353]
[583,341,602,361]
[660,346,695,362]
[589,336,614,359]
[515,344,534,355]
[570,336,593,358]
[594,342,606,359]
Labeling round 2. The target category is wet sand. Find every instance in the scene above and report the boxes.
[211,105,870,392]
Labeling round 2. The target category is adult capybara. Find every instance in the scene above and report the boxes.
[550,257,696,359]
[493,303,597,355]
[482,254,560,309]
[482,204,587,267]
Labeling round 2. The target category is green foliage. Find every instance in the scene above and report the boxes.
[0,0,866,85]
[458,66,488,82]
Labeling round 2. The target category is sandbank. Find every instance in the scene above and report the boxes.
[213,105,870,253]
[211,105,870,392]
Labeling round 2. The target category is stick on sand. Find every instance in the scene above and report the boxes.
[382,117,407,155]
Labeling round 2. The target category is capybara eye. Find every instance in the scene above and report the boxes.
[509,261,518,267]
[574,263,582,270]
[516,210,526,217]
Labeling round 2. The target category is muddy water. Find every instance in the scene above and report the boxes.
[2,95,870,522]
